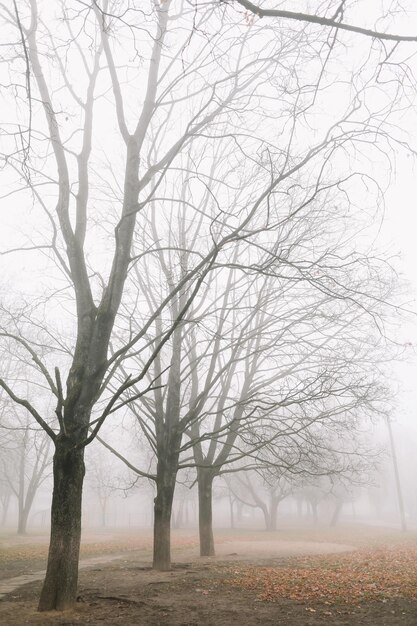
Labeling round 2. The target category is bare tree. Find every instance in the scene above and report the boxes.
[230,470,294,531]
[188,249,395,554]
[0,354,52,534]
[0,415,51,534]
[84,447,124,528]
[2,0,294,608]
[386,417,407,532]
[102,186,396,561]
[0,0,411,611]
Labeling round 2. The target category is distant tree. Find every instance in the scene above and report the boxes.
[0,477,12,527]
[230,470,294,531]
[386,417,407,532]
[84,447,125,528]
[0,414,51,534]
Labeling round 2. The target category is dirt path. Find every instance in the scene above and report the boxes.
[0,538,353,599]
[0,553,126,600]
[1,528,416,625]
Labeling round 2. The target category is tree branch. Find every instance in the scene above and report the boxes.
[231,0,417,42]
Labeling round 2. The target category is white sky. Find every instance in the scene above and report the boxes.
[1,0,417,436]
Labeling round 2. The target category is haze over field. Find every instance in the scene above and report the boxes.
[1,1,417,624]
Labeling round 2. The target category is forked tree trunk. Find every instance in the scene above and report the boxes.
[261,505,270,531]
[265,499,279,531]
[17,508,30,535]
[153,454,178,571]
[38,439,85,611]
[197,468,215,556]
[330,499,343,528]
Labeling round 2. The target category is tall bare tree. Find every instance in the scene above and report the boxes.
[2,0,303,608]
[0,0,412,611]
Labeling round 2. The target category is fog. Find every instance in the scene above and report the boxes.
[0,0,417,621]
[1,417,415,534]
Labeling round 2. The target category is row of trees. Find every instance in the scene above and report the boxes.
[0,417,404,535]
[0,0,415,613]
[100,231,390,567]
[0,429,375,533]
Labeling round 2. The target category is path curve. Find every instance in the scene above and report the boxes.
[0,553,125,600]
[0,539,355,599]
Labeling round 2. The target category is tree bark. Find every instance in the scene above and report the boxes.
[153,454,178,570]
[197,468,215,556]
[38,438,85,611]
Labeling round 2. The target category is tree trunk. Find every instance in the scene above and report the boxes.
[17,507,29,535]
[330,500,343,528]
[1,493,11,526]
[100,499,107,528]
[387,417,407,532]
[229,494,235,529]
[17,439,26,534]
[259,503,268,530]
[198,468,215,557]
[236,500,243,524]
[185,500,189,526]
[153,455,178,570]
[18,487,37,536]
[311,501,318,525]
[266,498,278,531]
[38,439,85,611]
[172,499,184,530]
[153,499,171,569]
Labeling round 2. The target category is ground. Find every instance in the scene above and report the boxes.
[1,525,417,625]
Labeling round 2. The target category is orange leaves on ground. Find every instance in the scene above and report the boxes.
[171,536,199,549]
[0,537,146,565]
[0,532,198,566]
[228,546,417,604]
[0,545,47,562]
